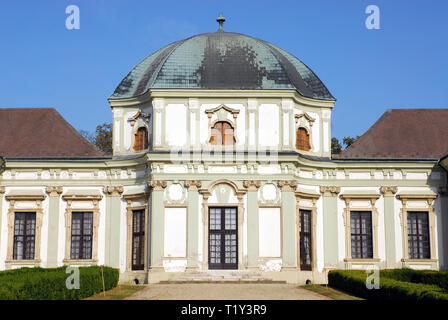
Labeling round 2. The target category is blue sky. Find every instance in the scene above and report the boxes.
[0,0,447,143]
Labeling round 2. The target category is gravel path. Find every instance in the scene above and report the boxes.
[126,283,332,300]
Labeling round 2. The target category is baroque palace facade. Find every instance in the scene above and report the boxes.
[1,17,447,284]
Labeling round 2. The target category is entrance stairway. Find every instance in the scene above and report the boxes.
[160,270,286,284]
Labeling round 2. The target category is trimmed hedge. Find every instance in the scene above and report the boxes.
[0,266,119,300]
[380,268,448,291]
[328,269,448,301]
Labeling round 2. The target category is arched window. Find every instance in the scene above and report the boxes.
[134,127,148,151]
[296,127,311,151]
[209,121,235,146]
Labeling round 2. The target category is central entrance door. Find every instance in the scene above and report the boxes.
[208,207,238,269]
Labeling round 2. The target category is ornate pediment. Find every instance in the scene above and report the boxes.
[205,104,240,121]
[128,109,151,127]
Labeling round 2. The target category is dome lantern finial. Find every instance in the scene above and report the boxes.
[216,12,226,32]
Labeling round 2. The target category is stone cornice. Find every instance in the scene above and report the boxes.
[380,186,398,196]
[148,180,168,191]
[108,89,336,109]
[103,185,124,197]
[278,180,298,192]
[319,186,341,197]
[45,186,63,197]
[243,180,262,191]
[185,180,202,191]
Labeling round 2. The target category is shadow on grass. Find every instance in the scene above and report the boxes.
[85,285,146,300]
[302,284,364,300]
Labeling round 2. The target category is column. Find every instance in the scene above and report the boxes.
[244,180,261,269]
[148,180,167,271]
[185,180,201,269]
[279,180,298,268]
[320,186,340,268]
[380,186,398,268]
[45,186,63,267]
[104,185,124,268]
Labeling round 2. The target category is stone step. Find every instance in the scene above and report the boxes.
[160,270,286,284]
[159,279,287,284]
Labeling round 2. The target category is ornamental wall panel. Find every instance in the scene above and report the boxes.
[163,207,187,258]
[258,207,281,258]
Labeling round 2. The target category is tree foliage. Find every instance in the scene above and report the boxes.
[331,136,360,155]
[342,136,360,148]
[331,137,342,154]
[79,123,112,155]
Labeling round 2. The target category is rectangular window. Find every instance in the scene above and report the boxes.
[132,209,145,270]
[300,209,312,270]
[350,211,373,259]
[13,212,36,260]
[407,211,430,259]
[71,212,93,260]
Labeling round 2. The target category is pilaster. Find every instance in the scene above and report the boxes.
[244,180,261,268]
[185,180,201,269]
[45,186,63,267]
[320,186,340,268]
[0,187,4,260]
[440,187,448,269]
[278,180,298,268]
[380,186,398,268]
[104,185,124,268]
[148,180,167,270]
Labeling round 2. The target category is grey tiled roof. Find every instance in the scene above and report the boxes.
[110,32,335,101]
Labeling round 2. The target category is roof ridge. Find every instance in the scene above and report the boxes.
[49,109,104,156]
[0,107,55,111]
[341,109,392,156]
[388,108,448,111]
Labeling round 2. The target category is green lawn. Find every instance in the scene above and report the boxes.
[302,284,364,300]
[85,285,146,300]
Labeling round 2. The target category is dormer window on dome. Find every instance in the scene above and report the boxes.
[209,121,235,146]
[296,127,311,151]
[295,112,315,152]
[134,127,148,151]
[206,104,239,147]
[128,109,150,152]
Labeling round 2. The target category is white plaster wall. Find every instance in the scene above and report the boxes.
[0,193,6,270]
[198,194,203,267]
[337,197,346,262]
[200,104,215,144]
[394,197,403,262]
[227,104,245,146]
[165,104,187,146]
[119,198,127,273]
[40,195,50,267]
[323,121,329,153]
[376,196,386,262]
[309,111,320,152]
[243,194,248,261]
[258,208,281,257]
[315,196,324,272]
[258,104,279,147]
[164,207,187,257]
[124,110,139,151]
[58,197,67,266]
[434,196,442,265]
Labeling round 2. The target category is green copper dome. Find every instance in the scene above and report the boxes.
[110,31,335,101]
